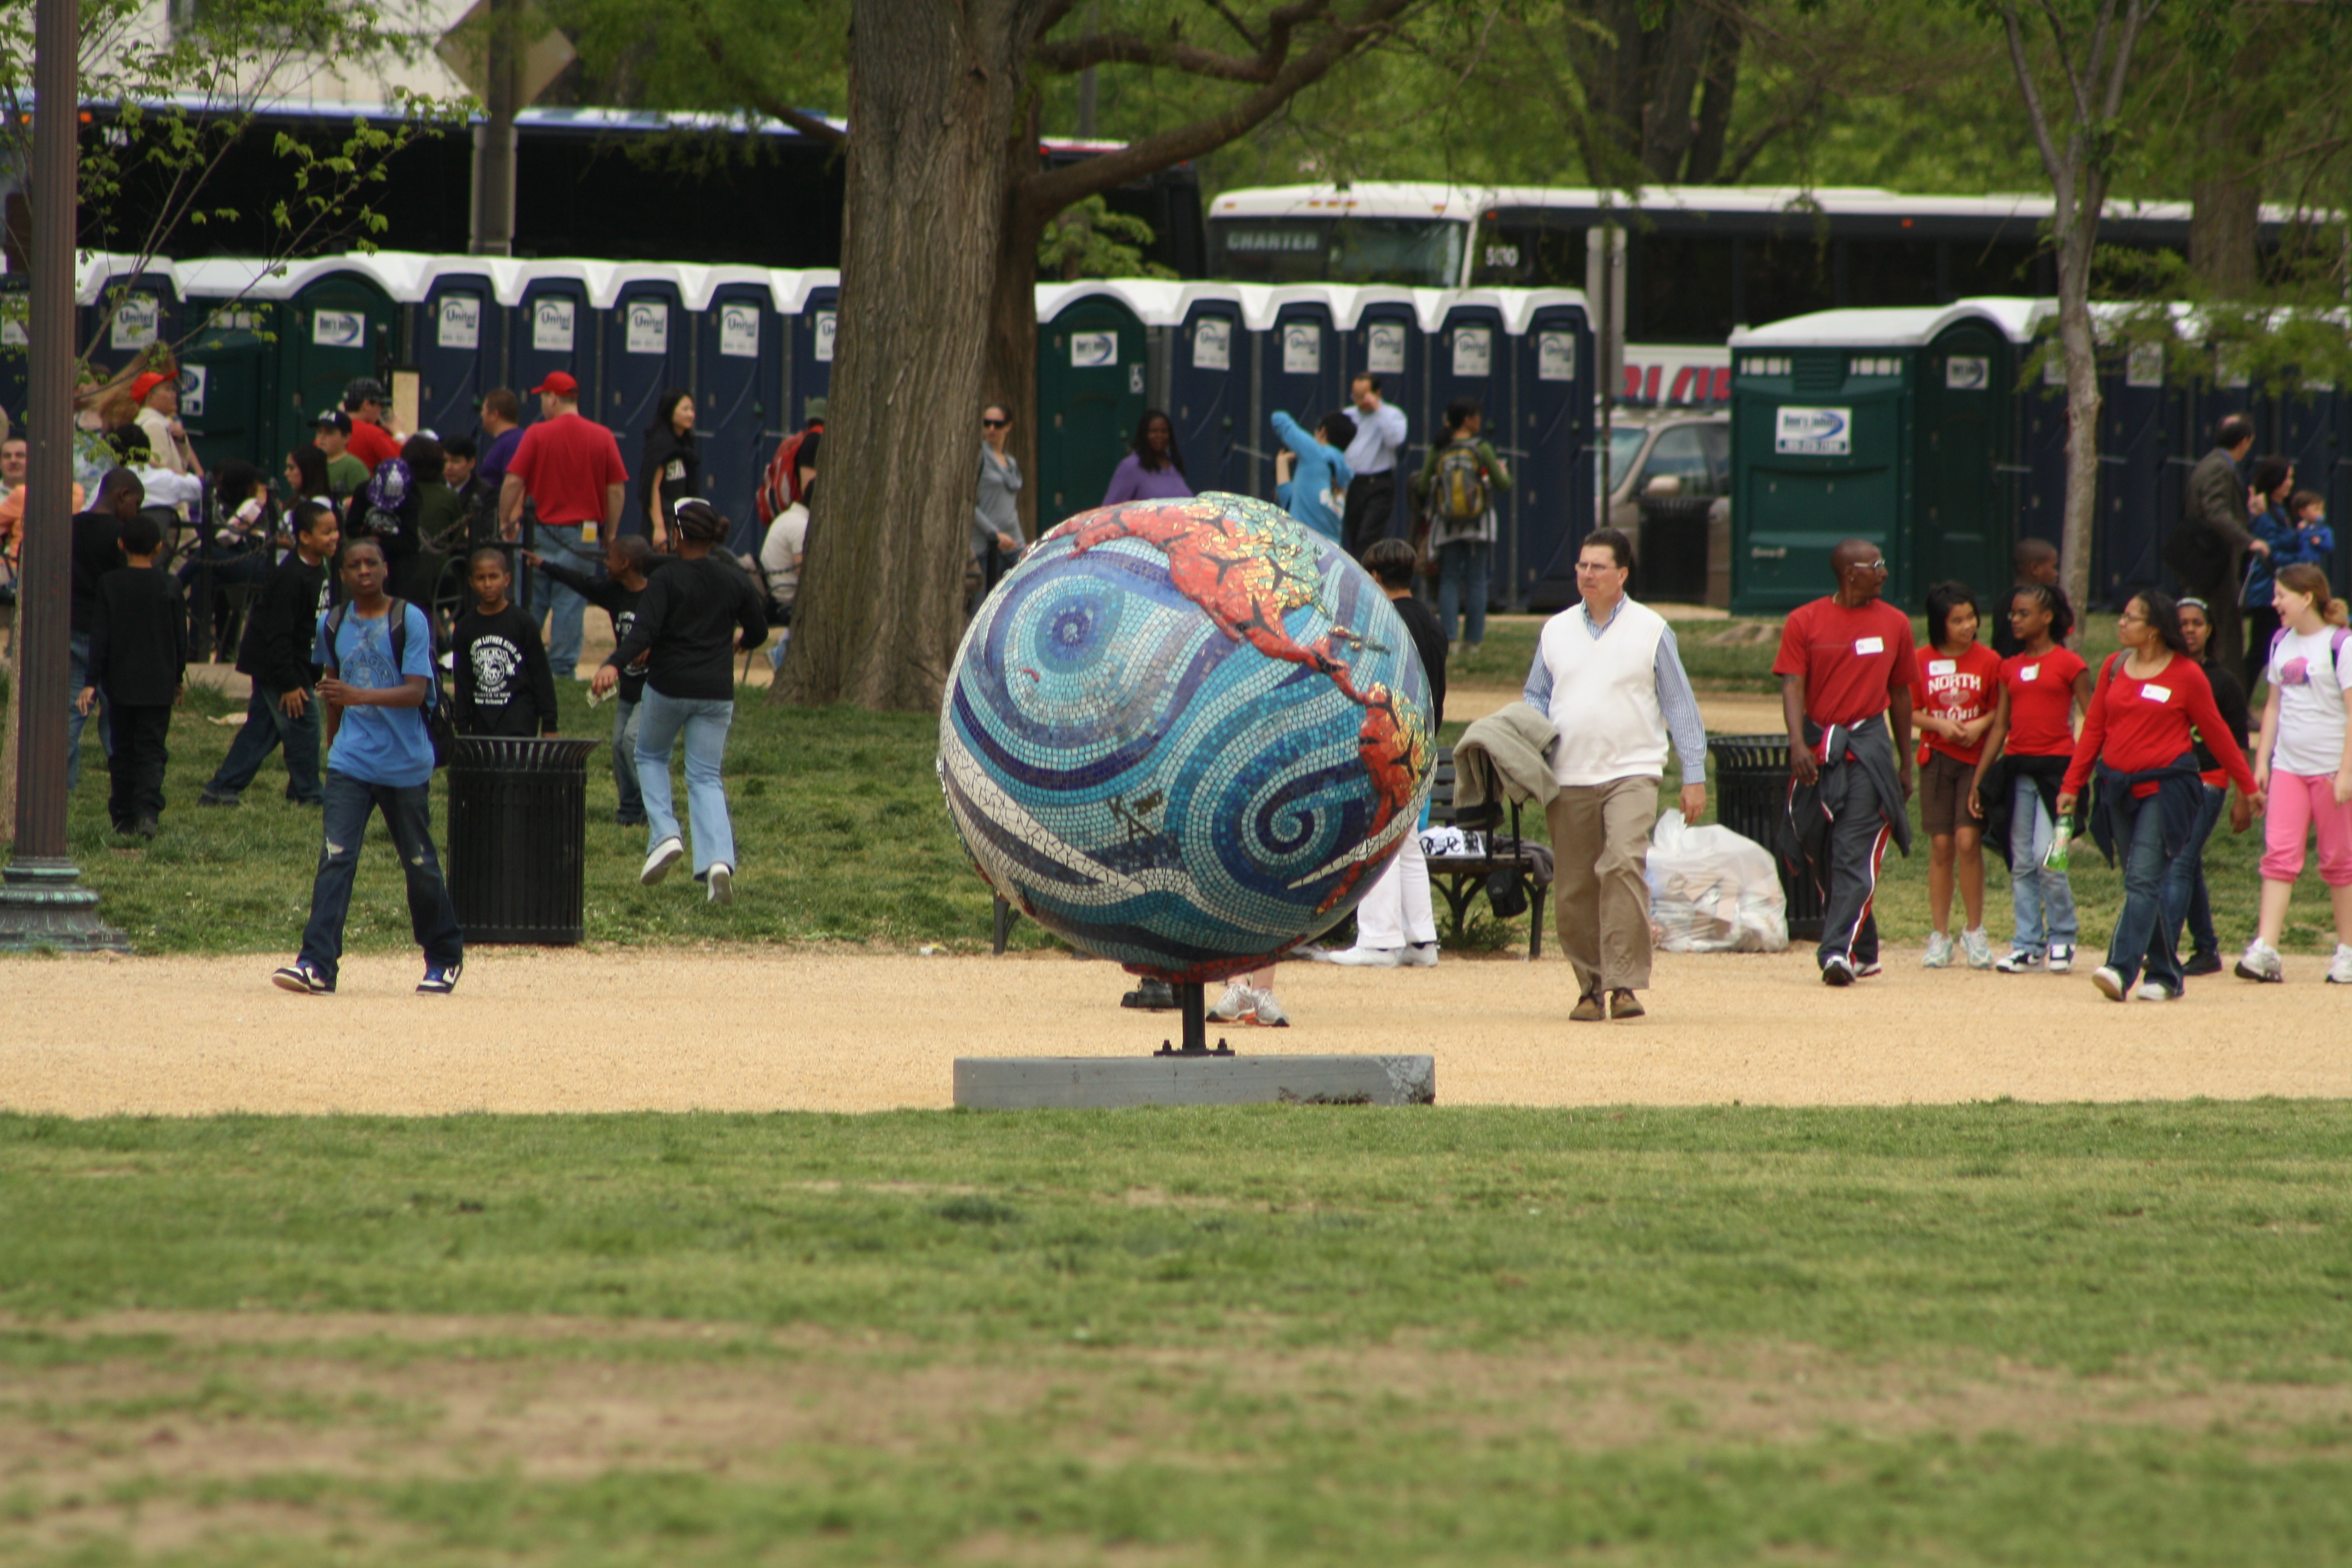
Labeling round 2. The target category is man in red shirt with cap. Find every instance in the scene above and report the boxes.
[500,370,628,678]
[1774,538,1919,986]
[341,377,404,474]
[129,370,202,479]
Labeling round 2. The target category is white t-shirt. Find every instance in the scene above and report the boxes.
[2268,625,2352,777]
[759,502,809,606]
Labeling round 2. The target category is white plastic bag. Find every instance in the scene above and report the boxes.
[1645,809,1788,953]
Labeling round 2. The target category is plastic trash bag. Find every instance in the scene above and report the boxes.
[1645,809,1788,953]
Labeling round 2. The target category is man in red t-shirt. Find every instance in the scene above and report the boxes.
[342,378,405,474]
[1772,539,1919,985]
[500,371,629,676]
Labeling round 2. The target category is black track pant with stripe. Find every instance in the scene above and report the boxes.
[1813,759,1895,971]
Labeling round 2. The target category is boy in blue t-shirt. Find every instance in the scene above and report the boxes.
[272,537,465,996]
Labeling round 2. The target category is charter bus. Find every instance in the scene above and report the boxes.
[1204,181,2307,408]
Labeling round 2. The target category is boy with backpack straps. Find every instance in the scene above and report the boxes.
[1410,396,1512,652]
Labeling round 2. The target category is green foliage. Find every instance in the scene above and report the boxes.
[1037,195,1174,281]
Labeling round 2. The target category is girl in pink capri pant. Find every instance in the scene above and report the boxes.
[2237,563,2352,985]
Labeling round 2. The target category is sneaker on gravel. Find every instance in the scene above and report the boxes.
[1400,942,1439,968]
[2046,942,2076,973]
[1855,960,1883,979]
[1994,948,2044,975]
[270,962,332,995]
[1961,927,1993,969]
[2131,980,2177,1002]
[1570,993,1606,1022]
[1609,988,1645,1020]
[1249,989,1290,1027]
[1821,956,1857,987]
[1921,932,1955,969]
[2235,941,2284,983]
[1121,978,1178,1011]
[706,863,734,904]
[2183,950,2224,977]
[640,837,684,886]
[2330,945,2352,986]
[1206,980,1256,1022]
[2091,965,2129,1002]
[416,962,462,996]
[1325,946,1403,967]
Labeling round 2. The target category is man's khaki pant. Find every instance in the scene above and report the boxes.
[1545,775,1659,998]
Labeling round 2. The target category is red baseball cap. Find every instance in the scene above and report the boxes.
[129,371,174,405]
[529,371,579,396]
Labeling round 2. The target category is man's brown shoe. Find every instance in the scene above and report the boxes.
[1570,993,1606,1022]
[1609,988,1645,1020]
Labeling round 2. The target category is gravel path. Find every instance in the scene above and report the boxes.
[7,947,2344,1116]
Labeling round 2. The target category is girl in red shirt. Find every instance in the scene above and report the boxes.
[2057,592,2261,1002]
[1911,582,2003,969]
[1968,584,2094,974]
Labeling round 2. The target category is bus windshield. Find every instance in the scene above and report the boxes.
[1209,217,1466,287]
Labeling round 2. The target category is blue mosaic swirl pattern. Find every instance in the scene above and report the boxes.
[938,493,1434,982]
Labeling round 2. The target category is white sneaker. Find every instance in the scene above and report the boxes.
[2330,945,2352,985]
[2235,941,2284,984]
[1249,989,1290,1027]
[640,837,684,886]
[2131,980,2177,1002]
[706,863,734,905]
[2091,965,2128,1002]
[1326,946,1403,967]
[1961,927,1994,970]
[1921,932,1955,969]
[2047,943,2076,974]
[1206,980,1257,1022]
[1994,948,2043,975]
[1399,942,1439,968]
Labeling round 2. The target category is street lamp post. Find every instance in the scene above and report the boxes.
[0,0,129,952]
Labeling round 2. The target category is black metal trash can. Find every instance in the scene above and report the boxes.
[1705,733,1824,941]
[1636,496,1714,603]
[446,736,603,944]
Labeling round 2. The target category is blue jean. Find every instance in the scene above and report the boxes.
[1436,540,1490,645]
[205,684,324,804]
[528,524,594,675]
[612,696,644,821]
[297,770,463,984]
[2007,775,2077,954]
[66,631,112,791]
[635,690,736,875]
[2161,782,2228,959]
[2105,774,2197,992]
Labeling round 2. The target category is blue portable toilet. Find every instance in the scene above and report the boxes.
[1250,287,1345,500]
[1427,292,1514,599]
[690,265,785,555]
[506,263,596,428]
[782,270,839,433]
[415,260,507,442]
[1508,289,1597,612]
[599,269,690,526]
[2089,333,2190,606]
[1338,286,1425,545]
[2276,378,2348,584]
[1166,284,1249,497]
[77,254,183,385]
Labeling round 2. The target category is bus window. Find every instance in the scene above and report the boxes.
[1843,238,1941,308]
[1471,212,1586,288]
[1633,235,1736,344]
[1743,235,1836,327]
[1949,238,2043,296]
[1207,219,1333,283]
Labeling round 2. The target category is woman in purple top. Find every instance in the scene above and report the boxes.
[1101,410,1194,506]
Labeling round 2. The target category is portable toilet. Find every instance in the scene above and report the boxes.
[1426,291,1515,596]
[781,270,839,434]
[1034,283,1149,524]
[1338,286,1425,544]
[174,290,282,477]
[1250,287,1345,497]
[692,266,785,555]
[1166,284,1249,497]
[2276,377,2348,584]
[507,263,596,426]
[279,264,401,468]
[415,261,509,442]
[599,269,690,523]
[2091,335,2190,606]
[77,255,183,386]
[1508,289,1597,611]
[1729,301,2035,614]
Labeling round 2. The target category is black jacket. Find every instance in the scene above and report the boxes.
[539,555,669,704]
[70,511,126,635]
[238,550,335,693]
[1391,592,1447,724]
[638,425,700,537]
[88,564,188,706]
[1779,713,1913,888]
[452,601,560,736]
[609,554,766,702]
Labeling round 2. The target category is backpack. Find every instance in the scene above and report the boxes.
[2267,623,2352,684]
[322,596,454,769]
[1434,437,1488,524]
[756,428,815,526]
[355,458,417,555]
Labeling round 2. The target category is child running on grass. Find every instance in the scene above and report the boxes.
[1968,584,2094,974]
[2237,563,2352,985]
[451,546,560,738]
[272,537,463,997]
[1911,581,2001,969]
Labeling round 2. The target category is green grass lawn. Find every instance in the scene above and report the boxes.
[3,1104,2350,1565]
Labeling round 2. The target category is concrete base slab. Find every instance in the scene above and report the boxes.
[954,1054,1436,1109]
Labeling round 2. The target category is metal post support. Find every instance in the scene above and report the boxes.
[0,0,128,951]
[1153,982,1233,1058]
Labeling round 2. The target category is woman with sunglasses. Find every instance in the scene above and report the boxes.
[2056,591,2261,1001]
[974,406,1024,594]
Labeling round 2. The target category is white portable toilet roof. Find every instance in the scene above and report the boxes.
[1034,278,1189,327]
[1729,298,2043,349]
[1327,284,1421,333]
[679,265,777,314]
[1488,287,1593,337]
[771,270,840,315]
[72,252,180,305]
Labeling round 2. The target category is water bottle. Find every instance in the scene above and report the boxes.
[2043,820,2074,871]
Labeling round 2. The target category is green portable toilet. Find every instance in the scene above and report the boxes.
[1729,301,2035,614]
[275,269,400,469]
[176,300,282,476]
[1035,284,1149,528]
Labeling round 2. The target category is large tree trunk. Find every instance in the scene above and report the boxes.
[2189,113,2265,293]
[990,126,1050,545]
[2055,219,2103,624]
[771,0,1053,712]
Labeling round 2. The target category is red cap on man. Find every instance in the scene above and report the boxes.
[529,371,579,397]
[129,371,174,407]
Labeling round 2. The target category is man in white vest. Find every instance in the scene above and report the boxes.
[1522,528,1708,1021]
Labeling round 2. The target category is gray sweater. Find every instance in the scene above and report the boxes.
[974,445,1024,560]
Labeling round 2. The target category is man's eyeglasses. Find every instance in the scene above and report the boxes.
[1849,558,1888,574]
[982,417,1008,428]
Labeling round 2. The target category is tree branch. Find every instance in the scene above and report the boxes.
[2001,2,2068,200]
[1203,0,1266,53]
[690,4,847,144]
[1031,31,1276,81]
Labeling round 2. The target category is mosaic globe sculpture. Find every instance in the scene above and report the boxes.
[939,492,1435,983]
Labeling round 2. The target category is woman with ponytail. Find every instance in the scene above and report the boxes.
[2237,563,2352,985]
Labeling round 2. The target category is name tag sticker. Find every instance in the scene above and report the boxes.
[2019,664,2039,681]
[1928,658,1956,676]
[2141,684,2172,703]
[1855,636,1884,655]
